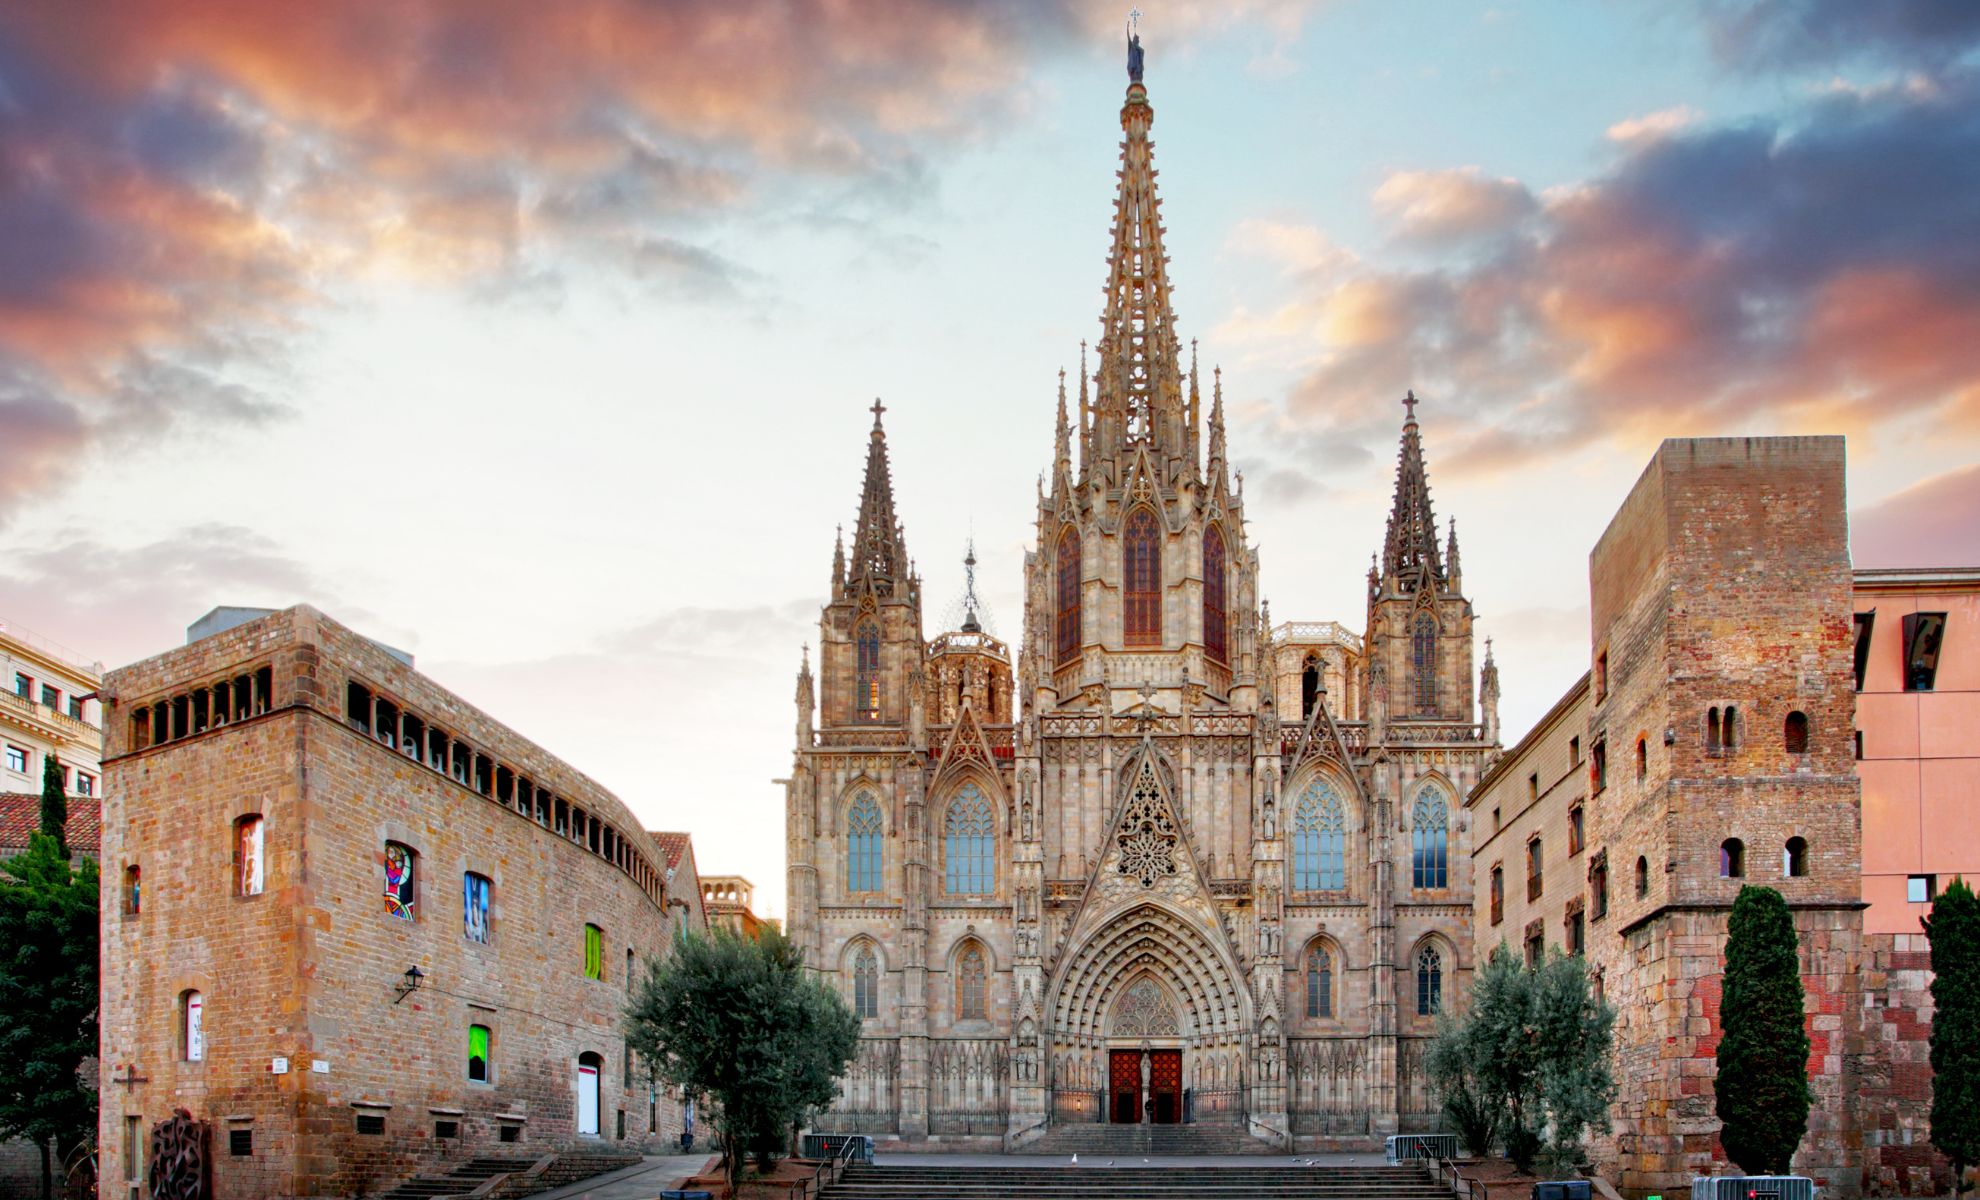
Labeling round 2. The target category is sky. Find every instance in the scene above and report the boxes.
[3,1,1979,920]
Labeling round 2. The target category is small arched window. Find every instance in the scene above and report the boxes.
[1412,613,1439,714]
[1291,779,1347,891]
[1056,526,1082,666]
[124,864,141,917]
[1124,507,1162,646]
[1301,659,1320,720]
[1415,947,1443,1016]
[235,815,265,897]
[1203,526,1228,664]
[1636,735,1648,783]
[1784,837,1809,878]
[855,620,882,722]
[1635,855,1650,898]
[853,945,878,1019]
[958,944,987,1020]
[1707,706,1722,754]
[1305,946,1334,1019]
[383,841,417,921]
[1720,838,1745,879]
[943,785,994,895]
[1723,706,1739,751]
[583,923,604,980]
[846,793,884,894]
[181,990,205,1062]
[1411,786,1449,890]
[1785,711,1809,755]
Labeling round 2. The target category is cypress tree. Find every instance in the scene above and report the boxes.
[1716,885,1811,1175]
[1927,877,1980,1197]
[38,754,66,860]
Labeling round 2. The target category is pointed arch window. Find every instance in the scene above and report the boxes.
[855,620,881,722]
[1412,612,1438,714]
[1056,526,1082,666]
[846,793,883,894]
[1291,779,1347,892]
[1124,507,1162,646]
[943,784,994,895]
[1305,946,1334,1018]
[1203,525,1228,664]
[1412,786,1449,890]
[1301,658,1320,720]
[958,944,987,1020]
[852,945,878,1019]
[1415,946,1443,1016]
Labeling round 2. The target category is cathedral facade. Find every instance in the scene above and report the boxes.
[786,45,1500,1149]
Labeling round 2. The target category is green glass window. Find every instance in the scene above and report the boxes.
[468,1024,491,1082]
[584,924,604,980]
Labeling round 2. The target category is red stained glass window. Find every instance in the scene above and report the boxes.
[1203,525,1228,664]
[1124,508,1161,646]
[1055,526,1081,665]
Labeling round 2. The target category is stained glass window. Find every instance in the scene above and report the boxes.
[464,872,492,944]
[846,793,883,893]
[958,944,987,1020]
[1291,779,1347,891]
[1413,612,1438,713]
[383,841,416,921]
[1411,786,1449,890]
[1305,946,1333,1018]
[1203,525,1228,663]
[1056,526,1082,665]
[855,620,881,721]
[584,923,604,980]
[1124,507,1162,646]
[853,945,878,1019]
[237,815,264,897]
[944,785,994,895]
[1416,946,1443,1016]
[468,1024,491,1083]
[125,864,141,917]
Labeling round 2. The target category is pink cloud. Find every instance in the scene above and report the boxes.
[1851,465,1980,570]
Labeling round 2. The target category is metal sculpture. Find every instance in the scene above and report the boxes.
[149,1108,208,1200]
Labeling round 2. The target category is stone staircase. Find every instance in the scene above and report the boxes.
[821,1162,1449,1200]
[377,1150,644,1200]
[1022,1122,1278,1156]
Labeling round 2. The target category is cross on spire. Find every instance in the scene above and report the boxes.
[1402,389,1418,423]
[870,397,886,427]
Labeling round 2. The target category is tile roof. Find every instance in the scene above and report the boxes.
[0,793,101,855]
[649,831,692,872]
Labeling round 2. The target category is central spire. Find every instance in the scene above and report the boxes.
[1091,26,1185,476]
[846,398,909,596]
[1381,391,1447,592]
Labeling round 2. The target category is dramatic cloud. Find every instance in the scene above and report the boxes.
[1702,0,1980,71]
[1851,466,1980,569]
[1221,66,1980,483]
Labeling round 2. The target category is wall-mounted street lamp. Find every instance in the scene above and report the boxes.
[394,965,425,1004]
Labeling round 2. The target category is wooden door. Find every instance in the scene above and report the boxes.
[1150,1050,1182,1124]
[1109,1050,1140,1124]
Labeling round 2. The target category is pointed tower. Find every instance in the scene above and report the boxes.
[1023,29,1260,716]
[1366,391,1478,727]
[819,400,925,729]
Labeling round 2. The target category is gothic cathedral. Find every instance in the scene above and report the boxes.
[786,39,1501,1149]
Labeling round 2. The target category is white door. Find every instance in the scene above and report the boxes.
[577,1064,600,1135]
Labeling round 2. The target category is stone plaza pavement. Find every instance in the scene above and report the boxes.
[516,1151,1396,1198]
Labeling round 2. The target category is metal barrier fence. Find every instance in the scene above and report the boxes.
[1385,1133,1462,1162]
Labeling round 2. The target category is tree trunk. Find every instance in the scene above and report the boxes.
[38,1137,52,1200]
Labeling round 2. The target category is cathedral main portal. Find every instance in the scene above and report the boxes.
[1108,1048,1182,1124]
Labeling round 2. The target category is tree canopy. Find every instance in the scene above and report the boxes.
[1716,885,1811,1176]
[39,755,66,859]
[1927,876,1980,1197]
[624,924,858,1185]
[1429,942,1615,1175]
[0,833,100,1199]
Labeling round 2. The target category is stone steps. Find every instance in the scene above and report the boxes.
[379,1150,644,1200]
[822,1163,1448,1200]
[1023,1123,1278,1155]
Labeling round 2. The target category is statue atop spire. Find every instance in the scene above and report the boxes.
[1127,9,1145,82]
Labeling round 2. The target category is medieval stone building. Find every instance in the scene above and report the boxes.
[787,42,1499,1149]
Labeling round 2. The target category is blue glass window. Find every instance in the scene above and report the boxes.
[944,785,994,895]
[846,794,883,893]
[1412,786,1449,890]
[1291,780,1346,891]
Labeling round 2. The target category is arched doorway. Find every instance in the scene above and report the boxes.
[1107,977,1183,1123]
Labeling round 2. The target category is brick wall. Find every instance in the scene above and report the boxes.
[100,607,694,1200]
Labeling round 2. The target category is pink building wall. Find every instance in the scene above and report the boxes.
[1853,568,1980,936]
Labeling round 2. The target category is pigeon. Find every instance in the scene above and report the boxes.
[1070,1154,1078,1165]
